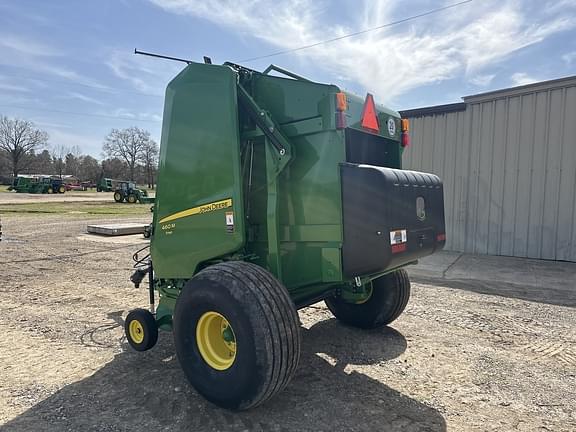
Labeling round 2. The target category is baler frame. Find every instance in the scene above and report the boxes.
[124,55,445,410]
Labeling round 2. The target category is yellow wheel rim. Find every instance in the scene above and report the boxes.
[129,320,145,344]
[196,311,236,370]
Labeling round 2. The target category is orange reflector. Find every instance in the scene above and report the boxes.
[401,118,409,132]
[336,92,347,111]
[361,93,379,133]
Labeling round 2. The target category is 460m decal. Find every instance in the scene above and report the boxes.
[159,198,232,224]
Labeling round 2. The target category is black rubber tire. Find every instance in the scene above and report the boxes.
[47,187,53,194]
[124,308,158,351]
[58,185,65,194]
[113,191,123,202]
[325,269,411,329]
[127,194,137,203]
[96,187,101,192]
[173,261,301,410]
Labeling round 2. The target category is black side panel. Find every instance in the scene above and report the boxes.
[341,163,446,277]
[345,128,400,168]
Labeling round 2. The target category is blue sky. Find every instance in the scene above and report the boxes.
[0,0,575,157]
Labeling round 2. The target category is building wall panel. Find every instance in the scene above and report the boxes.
[402,76,576,261]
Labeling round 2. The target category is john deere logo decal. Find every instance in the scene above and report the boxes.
[387,118,396,136]
[416,196,426,221]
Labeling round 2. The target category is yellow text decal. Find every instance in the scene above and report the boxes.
[159,198,232,224]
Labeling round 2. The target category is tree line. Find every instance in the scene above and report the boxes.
[0,115,159,187]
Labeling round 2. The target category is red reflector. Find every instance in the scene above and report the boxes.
[336,111,346,129]
[401,132,410,148]
[391,243,407,254]
[437,233,446,242]
[361,93,379,133]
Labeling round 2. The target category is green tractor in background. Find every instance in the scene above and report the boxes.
[44,177,66,194]
[113,181,150,203]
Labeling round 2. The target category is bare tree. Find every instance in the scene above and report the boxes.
[77,155,101,182]
[139,139,159,189]
[103,127,151,181]
[0,116,49,178]
[51,144,69,179]
[33,149,53,174]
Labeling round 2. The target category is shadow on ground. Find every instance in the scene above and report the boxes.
[2,318,446,432]
[412,275,576,308]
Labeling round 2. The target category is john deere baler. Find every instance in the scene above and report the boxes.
[124,61,445,410]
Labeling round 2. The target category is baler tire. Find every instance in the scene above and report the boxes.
[127,194,137,204]
[173,261,301,410]
[325,269,411,329]
[124,308,158,351]
[113,192,123,203]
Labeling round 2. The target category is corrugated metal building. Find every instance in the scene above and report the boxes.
[400,76,576,262]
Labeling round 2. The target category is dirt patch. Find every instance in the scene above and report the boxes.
[0,210,575,431]
[0,192,115,205]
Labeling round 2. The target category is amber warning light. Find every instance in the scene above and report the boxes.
[335,92,347,129]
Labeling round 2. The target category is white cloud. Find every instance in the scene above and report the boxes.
[105,49,181,96]
[469,74,496,87]
[562,51,576,65]
[0,34,62,57]
[149,0,576,103]
[43,128,103,155]
[0,35,109,91]
[98,107,162,123]
[510,72,538,86]
[0,76,31,93]
[66,92,106,106]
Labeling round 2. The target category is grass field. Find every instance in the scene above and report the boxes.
[0,185,9,193]
[0,201,152,215]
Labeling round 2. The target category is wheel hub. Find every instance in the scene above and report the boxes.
[196,311,236,370]
[129,320,145,344]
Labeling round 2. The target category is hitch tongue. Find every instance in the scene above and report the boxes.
[130,268,148,288]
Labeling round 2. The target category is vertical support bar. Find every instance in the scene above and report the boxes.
[265,138,282,280]
[148,263,155,314]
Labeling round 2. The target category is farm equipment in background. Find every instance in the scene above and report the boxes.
[8,175,35,192]
[123,58,446,410]
[9,175,65,194]
[96,177,119,192]
[113,181,152,203]
[65,182,88,191]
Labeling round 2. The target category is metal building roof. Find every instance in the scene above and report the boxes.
[400,75,576,117]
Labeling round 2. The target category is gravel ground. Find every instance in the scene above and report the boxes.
[0,191,155,205]
[0,212,575,431]
[0,192,115,205]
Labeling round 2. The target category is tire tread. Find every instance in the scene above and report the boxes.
[197,262,300,409]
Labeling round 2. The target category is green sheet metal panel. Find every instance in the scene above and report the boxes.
[151,63,245,278]
[244,73,404,291]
